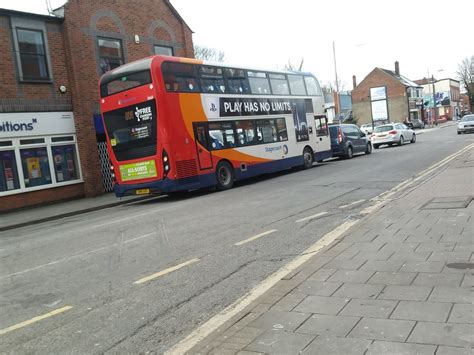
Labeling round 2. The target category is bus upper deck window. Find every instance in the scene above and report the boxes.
[162,62,199,93]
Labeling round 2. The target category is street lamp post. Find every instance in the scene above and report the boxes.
[431,75,437,126]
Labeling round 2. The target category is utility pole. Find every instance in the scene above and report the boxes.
[332,41,340,119]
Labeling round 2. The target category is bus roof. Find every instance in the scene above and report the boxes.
[99,56,153,87]
[99,55,319,87]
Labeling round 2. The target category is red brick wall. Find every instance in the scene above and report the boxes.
[0,15,71,103]
[61,0,194,197]
[0,184,84,213]
[352,68,408,124]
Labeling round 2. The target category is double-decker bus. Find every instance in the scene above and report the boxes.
[99,55,331,197]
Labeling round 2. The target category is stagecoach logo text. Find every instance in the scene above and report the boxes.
[134,106,153,122]
[219,98,293,117]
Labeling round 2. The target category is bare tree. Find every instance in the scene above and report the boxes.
[284,58,304,72]
[193,45,226,62]
[457,56,474,112]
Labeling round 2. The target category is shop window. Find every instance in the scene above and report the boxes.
[98,37,124,74]
[0,150,20,192]
[16,28,49,80]
[20,147,51,188]
[52,145,79,182]
[154,45,173,56]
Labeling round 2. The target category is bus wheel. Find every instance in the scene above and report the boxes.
[216,161,234,190]
[302,147,314,169]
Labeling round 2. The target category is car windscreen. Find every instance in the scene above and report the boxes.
[100,70,152,97]
[103,99,157,161]
[462,115,474,121]
[374,125,394,133]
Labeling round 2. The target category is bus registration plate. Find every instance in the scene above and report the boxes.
[135,188,150,195]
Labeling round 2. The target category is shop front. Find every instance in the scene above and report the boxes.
[0,112,84,212]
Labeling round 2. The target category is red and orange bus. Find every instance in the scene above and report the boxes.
[99,55,331,197]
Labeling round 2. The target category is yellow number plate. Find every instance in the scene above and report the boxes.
[135,188,150,195]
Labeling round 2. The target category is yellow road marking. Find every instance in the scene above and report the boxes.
[295,211,328,223]
[234,230,277,246]
[0,306,73,336]
[134,258,200,285]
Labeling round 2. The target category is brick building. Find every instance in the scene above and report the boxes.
[0,0,193,212]
[352,62,423,126]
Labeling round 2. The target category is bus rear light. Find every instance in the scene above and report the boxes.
[149,84,153,90]
[162,149,170,178]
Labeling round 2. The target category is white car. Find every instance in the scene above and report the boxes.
[371,123,416,149]
[360,124,374,135]
[457,114,474,134]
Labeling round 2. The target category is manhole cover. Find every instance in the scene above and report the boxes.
[420,196,473,210]
[446,263,474,270]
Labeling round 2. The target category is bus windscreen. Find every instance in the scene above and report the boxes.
[100,70,152,97]
[103,99,157,161]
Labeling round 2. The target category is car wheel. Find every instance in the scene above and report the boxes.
[398,136,404,146]
[411,133,416,143]
[457,131,461,135]
[346,146,353,159]
[302,147,314,169]
[365,143,372,154]
[215,161,234,190]
[374,144,379,149]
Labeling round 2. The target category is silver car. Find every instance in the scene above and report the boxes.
[457,114,474,134]
[371,123,416,149]
[360,124,374,135]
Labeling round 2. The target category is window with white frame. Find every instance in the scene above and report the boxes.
[0,135,82,195]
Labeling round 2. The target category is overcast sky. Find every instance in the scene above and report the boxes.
[2,0,472,90]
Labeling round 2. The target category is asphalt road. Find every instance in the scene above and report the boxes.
[1,124,472,353]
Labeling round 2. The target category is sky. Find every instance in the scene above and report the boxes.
[2,0,472,91]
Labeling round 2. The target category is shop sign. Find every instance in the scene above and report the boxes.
[0,112,75,138]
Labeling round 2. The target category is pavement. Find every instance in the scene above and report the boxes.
[178,142,474,354]
[0,121,456,233]
[0,193,155,231]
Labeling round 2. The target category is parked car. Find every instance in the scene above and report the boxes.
[410,118,425,129]
[360,123,374,135]
[328,124,372,159]
[457,114,474,134]
[371,123,416,149]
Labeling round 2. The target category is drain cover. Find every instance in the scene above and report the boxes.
[420,196,473,210]
[446,263,474,270]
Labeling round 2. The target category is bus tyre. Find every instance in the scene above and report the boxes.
[216,161,234,191]
[302,147,314,169]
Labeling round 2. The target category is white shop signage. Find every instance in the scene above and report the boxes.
[0,112,75,139]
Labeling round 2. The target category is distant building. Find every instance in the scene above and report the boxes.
[352,61,423,126]
[414,77,461,120]
[0,1,193,212]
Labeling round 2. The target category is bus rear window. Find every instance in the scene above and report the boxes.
[101,70,151,97]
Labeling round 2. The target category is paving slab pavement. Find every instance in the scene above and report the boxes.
[183,145,474,354]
